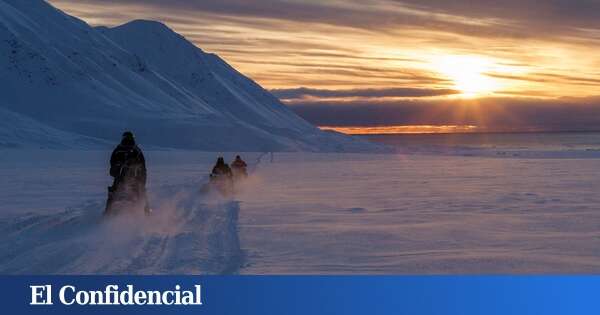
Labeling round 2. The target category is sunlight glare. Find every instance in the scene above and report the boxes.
[434,55,499,97]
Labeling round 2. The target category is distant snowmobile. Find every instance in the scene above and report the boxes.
[105,131,151,216]
[208,157,234,196]
[231,155,248,180]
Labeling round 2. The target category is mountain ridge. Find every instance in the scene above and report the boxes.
[0,0,378,152]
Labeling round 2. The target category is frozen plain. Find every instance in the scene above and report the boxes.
[1,148,600,274]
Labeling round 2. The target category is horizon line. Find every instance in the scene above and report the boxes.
[319,125,600,136]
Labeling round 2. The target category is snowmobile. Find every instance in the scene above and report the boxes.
[208,172,234,196]
[104,163,150,216]
[231,156,248,181]
[231,167,248,181]
[204,157,235,196]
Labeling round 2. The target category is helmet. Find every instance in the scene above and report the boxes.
[120,131,136,146]
[122,131,135,139]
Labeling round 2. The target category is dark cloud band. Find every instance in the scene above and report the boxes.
[271,87,459,100]
[290,96,600,132]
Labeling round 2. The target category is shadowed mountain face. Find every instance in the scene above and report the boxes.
[0,0,374,151]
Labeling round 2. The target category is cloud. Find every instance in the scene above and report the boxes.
[289,96,600,132]
[51,0,600,40]
[397,0,600,32]
[48,0,600,99]
[271,87,459,100]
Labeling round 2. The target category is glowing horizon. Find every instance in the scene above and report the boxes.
[319,125,480,135]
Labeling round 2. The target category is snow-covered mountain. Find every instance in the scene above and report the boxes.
[0,0,375,151]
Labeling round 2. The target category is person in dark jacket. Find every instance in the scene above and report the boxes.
[105,131,149,215]
[211,157,233,178]
[210,157,233,194]
[231,155,248,179]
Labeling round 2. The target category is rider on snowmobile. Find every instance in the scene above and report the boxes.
[105,131,149,215]
[210,157,234,194]
[211,157,233,179]
[231,155,248,179]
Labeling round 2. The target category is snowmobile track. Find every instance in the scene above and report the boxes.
[0,182,245,274]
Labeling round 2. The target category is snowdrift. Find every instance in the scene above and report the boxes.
[0,0,378,152]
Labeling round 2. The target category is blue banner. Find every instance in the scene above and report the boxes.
[2,276,599,314]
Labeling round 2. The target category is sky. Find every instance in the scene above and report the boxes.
[49,0,600,133]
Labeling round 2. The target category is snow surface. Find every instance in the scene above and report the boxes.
[2,1,599,275]
[0,151,243,274]
[2,148,600,274]
[0,0,378,152]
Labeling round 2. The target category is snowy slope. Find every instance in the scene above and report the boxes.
[0,107,109,149]
[0,0,376,151]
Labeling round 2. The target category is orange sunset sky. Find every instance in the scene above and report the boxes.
[48,0,600,133]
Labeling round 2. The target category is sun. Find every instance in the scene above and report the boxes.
[434,55,499,97]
